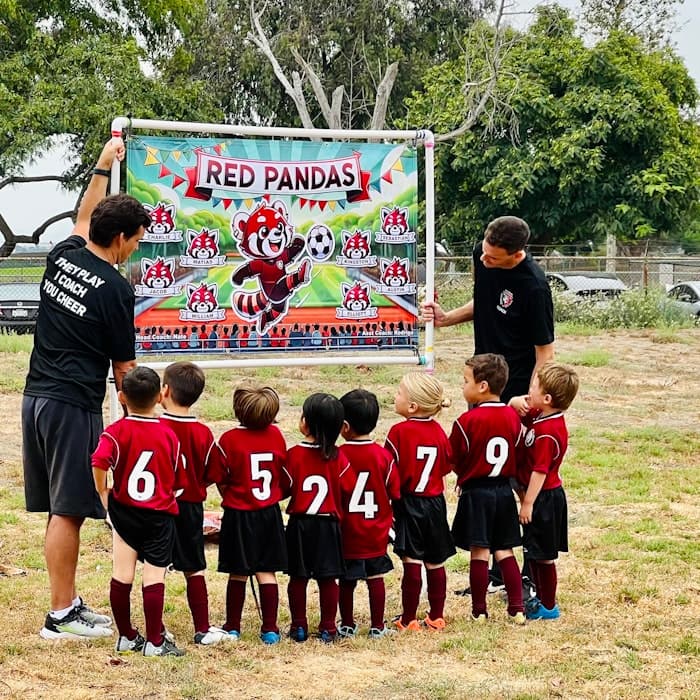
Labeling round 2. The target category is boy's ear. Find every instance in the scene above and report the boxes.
[161,384,170,399]
[543,392,553,406]
[340,420,351,437]
[117,390,126,405]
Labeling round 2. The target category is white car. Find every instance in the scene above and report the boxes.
[666,281,700,320]
[545,272,628,302]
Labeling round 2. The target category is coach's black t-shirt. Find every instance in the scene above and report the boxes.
[472,241,554,401]
[24,236,135,413]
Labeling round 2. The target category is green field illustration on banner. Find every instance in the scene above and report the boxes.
[126,136,419,352]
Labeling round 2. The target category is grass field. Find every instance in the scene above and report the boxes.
[0,326,699,699]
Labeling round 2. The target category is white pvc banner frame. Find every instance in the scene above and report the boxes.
[108,117,436,419]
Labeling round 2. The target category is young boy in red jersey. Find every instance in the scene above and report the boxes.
[449,353,525,624]
[282,393,353,643]
[385,372,456,632]
[216,384,288,644]
[92,367,185,657]
[159,361,228,646]
[337,389,401,639]
[511,362,579,620]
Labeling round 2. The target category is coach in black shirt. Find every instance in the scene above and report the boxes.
[422,215,554,402]
[22,137,151,640]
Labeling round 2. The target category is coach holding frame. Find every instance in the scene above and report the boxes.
[22,137,151,640]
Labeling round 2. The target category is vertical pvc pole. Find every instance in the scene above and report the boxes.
[421,130,436,372]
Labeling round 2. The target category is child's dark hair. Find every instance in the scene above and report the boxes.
[340,389,379,436]
[233,384,280,429]
[163,361,205,407]
[465,353,509,397]
[121,366,161,412]
[302,393,344,460]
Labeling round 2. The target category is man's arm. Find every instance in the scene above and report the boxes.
[420,299,474,328]
[531,342,555,382]
[112,359,137,392]
[72,137,126,241]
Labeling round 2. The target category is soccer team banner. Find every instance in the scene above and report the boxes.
[126,136,419,354]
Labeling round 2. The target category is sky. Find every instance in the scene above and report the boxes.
[1,0,698,247]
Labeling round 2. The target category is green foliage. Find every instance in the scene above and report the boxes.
[406,5,700,248]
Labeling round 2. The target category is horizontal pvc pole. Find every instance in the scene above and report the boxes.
[112,117,425,142]
[139,352,423,372]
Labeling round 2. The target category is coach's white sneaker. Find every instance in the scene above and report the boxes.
[40,608,113,640]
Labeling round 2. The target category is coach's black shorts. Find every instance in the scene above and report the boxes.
[109,495,175,567]
[286,515,345,579]
[393,494,456,565]
[22,396,105,519]
[342,554,393,581]
[218,504,287,576]
[522,486,568,560]
[172,501,206,572]
[452,478,522,552]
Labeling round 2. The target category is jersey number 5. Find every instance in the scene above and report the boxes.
[250,453,273,501]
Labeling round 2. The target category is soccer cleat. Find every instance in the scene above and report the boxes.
[422,615,446,631]
[288,626,308,643]
[318,629,337,644]
[225,629,241,641]
[40,608,114,640]
[260,630,281,645]
[509,612,526,625]
[162,627,176,644]
[368,625,396,639]
[143,637,186,657]
[194,626,228,645]
[337,623,359,639]
[524,595,541,616]
[75,598,112,627]
[392,616,421,632]
[471,613,488,623]
[455,581,505,596]
[115,631,145,653]
[526,603,560,620]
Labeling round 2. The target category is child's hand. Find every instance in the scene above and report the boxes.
[519,502,533,525]
[509,394,530,416]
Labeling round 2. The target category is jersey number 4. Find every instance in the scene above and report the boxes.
[348,471,378,519]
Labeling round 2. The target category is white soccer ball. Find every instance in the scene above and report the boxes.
[305,224,335,262]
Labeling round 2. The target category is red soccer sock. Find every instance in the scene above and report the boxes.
[259,582,279,634]
[224,578,246,633]
[426,566,447,620]
[366,577,386,630]
[469,559,489,617]
[401,562,422,625]
[498,555,524,615]
[339,579,357,627]
[287,577,309,631]
[110,578,136,639]
[318,578,339,635]
[142,583,165,645]
[536,562,558,610]
[186,574,210,634]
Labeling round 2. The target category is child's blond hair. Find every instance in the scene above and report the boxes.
[402,372,450,416]
[233,384,280,430]
[537,363,579,410]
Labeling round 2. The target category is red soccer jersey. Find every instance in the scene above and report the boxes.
[384,418,452,498]
[520,411,568,491]
[450,402,523,486]
[339,440,401,559]
[92,416,183,514]
[282,443,352,518]
[218,424,288,510]
[158,414,223,503]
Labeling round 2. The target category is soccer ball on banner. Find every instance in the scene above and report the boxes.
[305,224,335,262]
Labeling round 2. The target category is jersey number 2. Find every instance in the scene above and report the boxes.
[302,475,329,515]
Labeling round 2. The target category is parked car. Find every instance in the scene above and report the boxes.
[666,281,700,320]
[0,282,41,333]
[545,271,628,302]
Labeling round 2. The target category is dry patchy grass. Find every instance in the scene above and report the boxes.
[0,328,699,699]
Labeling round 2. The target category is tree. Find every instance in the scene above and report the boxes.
[177,0,494,130]
[580,0,685,47]
[0,0,223,256]
[406,5,700,248]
